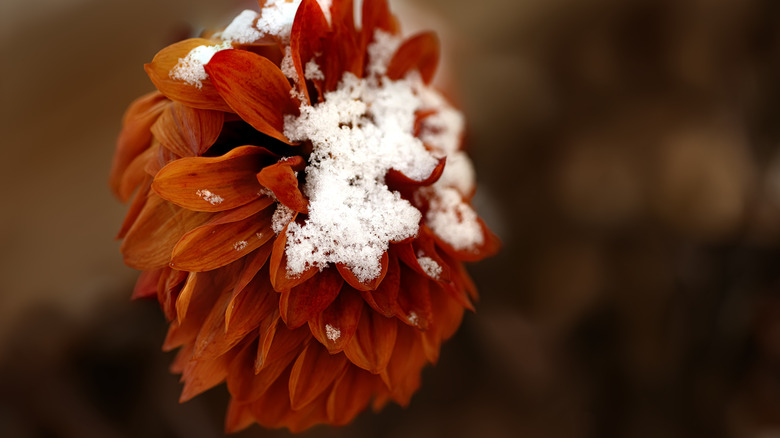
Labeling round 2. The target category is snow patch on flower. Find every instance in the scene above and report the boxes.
[305,59,325,81]
[169,42,232,89]
[255,0,332,43]
[367,30,402,78]
[426,187,484,250]
[438,151,475,197]
[234,241,248,251]
[283,73,440,282]
[219,9,262,43]
[325,323,341,341]
[272,204,296,234]
[407,311,419,326]
[416,255,442,280]
[195,189,224,205]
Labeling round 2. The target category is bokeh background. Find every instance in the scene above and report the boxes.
[3,0,780,436]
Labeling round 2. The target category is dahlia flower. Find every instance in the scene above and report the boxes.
[110,0,498,432]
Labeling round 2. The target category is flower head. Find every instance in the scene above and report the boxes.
[110,0,499,432]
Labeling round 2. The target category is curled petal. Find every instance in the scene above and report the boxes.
[144,38,233,112]
[387,32,440,84]
[386,156,446,192]
[256,156,309,213]
[121,194,212,270]
[288,342,348,410]
[433,217,502,262]
[152,145,275,212]
[205,49,297,143]
[269,224,318,291]
[110,92,168,200]
[309,286,364,353]
[151,101,224,157]
[291,0,330,103]
[343,304,398,374]
[170,199,275,272]
[279,267,344,329]
[336,251,388,291]
[326,367,377,425]
[360,253,402,318]
[361,0,400,44]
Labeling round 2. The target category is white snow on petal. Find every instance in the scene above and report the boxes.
[304,59,325,81]
[425,187,484,250]
[195,189,225,205]
[325,323,341,341]
[220,9,262,43]
[416,255,442,280]
[169,41,232,89]
[234,240,248,251]
[272,203,296,234]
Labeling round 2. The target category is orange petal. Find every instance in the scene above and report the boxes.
[360,253,401,318]
[326,367,377,425]
[157,268,188,322]
[279,267,344,329]
[144,38,233,112]
[163,273,223,351]
[291,0,330,103]
[110,92,168,200]
[386,156,446,192]
[256,156,309,213]
[151,101,224,157]
[225,245,275,327]
[179,338,241,402]
[381,323,425,405]
[433,217,501,262]
[117,176,151,239]
[323,5,362,91]
[288,342,348,410]
[131,268,163,300]
[117,145,156,202]
[336,251,388,291]
[387,31,440,84]
[309,286,364,353]
[343,304,398,373]
[205,49,297,144]
[120,194,212,270]
[269,225,318,291]
[152,145,275,212]
[170,199,275,272]
[421,282,465,364]
[397,265,433,330]
[225,400,255,434]
[361,0,400,49]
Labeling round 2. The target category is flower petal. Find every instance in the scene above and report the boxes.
[326,367,377,425]
[291,0,331,103]
[131,268,163,300]
[269,224,319,291]
[171,202,275,272]
[380,324,426,406]
[110,92,168,200]
[361,0,400,44]
[387,31,440,84]
[360,253,402,318]
[116,176,151,239]
[205,49,297,144]
[279,267,344,329]
[288,342,348,410]
[144,38,233,112]
[386,156,446,193]
[336,251,388,291]
[309,286,364,353]
[343,304,398,374]
[256,156,309,213]
[120,194,212,270]
[151,101,224,157]
[397,265,433,330]
[152,145,276,212]
[421,282,465,364]
[323,0,362,91]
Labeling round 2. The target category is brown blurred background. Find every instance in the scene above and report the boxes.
[3,0,780,436]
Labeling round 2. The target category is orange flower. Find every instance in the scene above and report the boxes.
[110,0,499,433]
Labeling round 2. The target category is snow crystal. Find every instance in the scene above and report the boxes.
[283,72,441,282]
[195,189,224,205]
[438,151,476,197]
[304,59,324,81]
[233,241,248,251]
[219,9,262,43]
[169,41,232,89]
[366,29,402,78]
[325,323,341,341]
[280,46,297,79]
[426,187,484,250]
[407,311,419,326]
[416,255,442,280]
[272,203,296,234]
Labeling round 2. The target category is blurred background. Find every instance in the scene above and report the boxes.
[3,0,780,436]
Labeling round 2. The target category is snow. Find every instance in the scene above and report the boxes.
[169,41,232,89]
[233,241,248,251]
[195,189,224,205]
[272,204,296,234]
[325,323,341,341]
[425,187,484,250]
[366,30,402,78]
[304,59,324,81]
[416,255,442,279]
[219,9,262,43]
